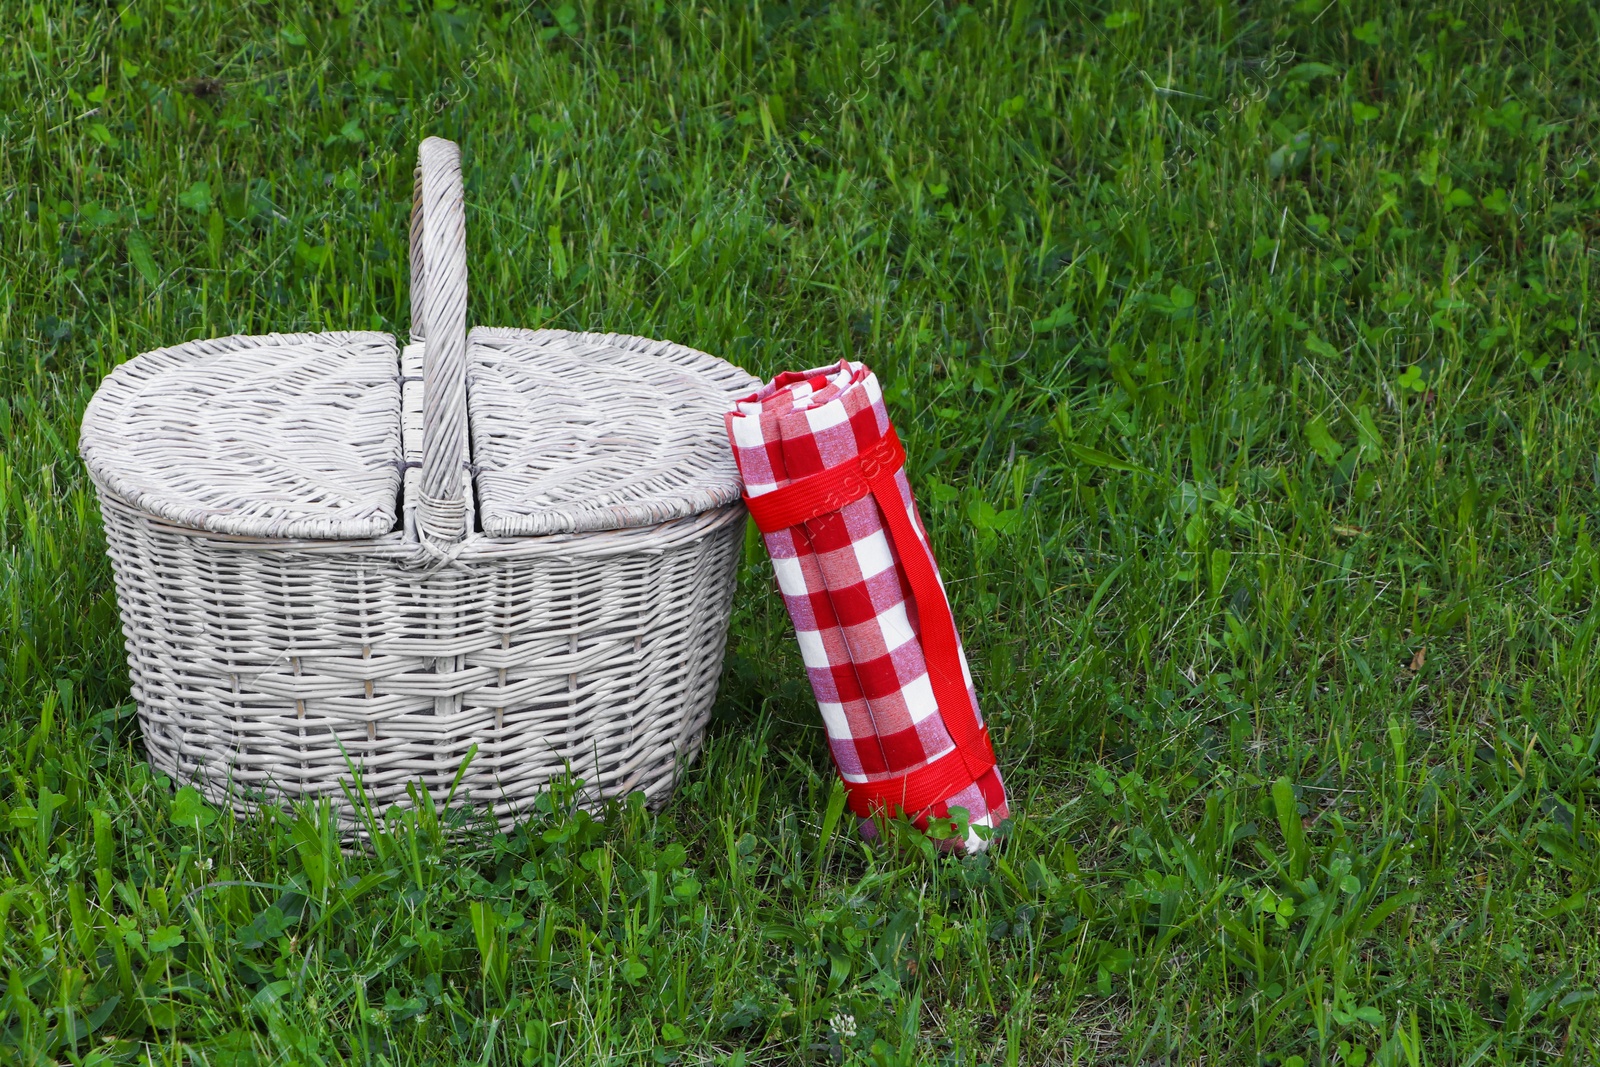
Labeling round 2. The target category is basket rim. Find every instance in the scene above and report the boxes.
[90,479,747,563]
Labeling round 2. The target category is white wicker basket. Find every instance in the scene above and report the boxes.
[79,138,758,830]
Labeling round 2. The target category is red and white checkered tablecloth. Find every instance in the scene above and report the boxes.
[726,360,1008,851]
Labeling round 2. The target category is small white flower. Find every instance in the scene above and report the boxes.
[830,1012,857,1039]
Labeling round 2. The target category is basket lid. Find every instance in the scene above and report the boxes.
[465,328,760,536]
[79,332,403,540]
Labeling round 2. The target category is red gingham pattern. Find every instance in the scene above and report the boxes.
[726,360,1008,851]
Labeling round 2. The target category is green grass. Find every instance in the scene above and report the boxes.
[3,0,1600,1062]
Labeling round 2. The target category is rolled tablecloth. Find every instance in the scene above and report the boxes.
[726,361,1008,851]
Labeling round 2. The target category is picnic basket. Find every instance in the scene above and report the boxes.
[79,137,758,830]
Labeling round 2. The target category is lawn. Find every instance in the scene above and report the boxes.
[4,0,1599,1062]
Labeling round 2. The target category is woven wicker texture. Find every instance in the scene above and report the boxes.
[81,136,756,830]
[410,137,470,546]
[100,499,744,829]
[467,328,750,536]
[79,332,402,540]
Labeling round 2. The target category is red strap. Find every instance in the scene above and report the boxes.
[843,738,1004,819]
[743,429,907,534]
[744,426,998,819]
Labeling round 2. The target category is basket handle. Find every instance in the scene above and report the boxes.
[408,137,470,545]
